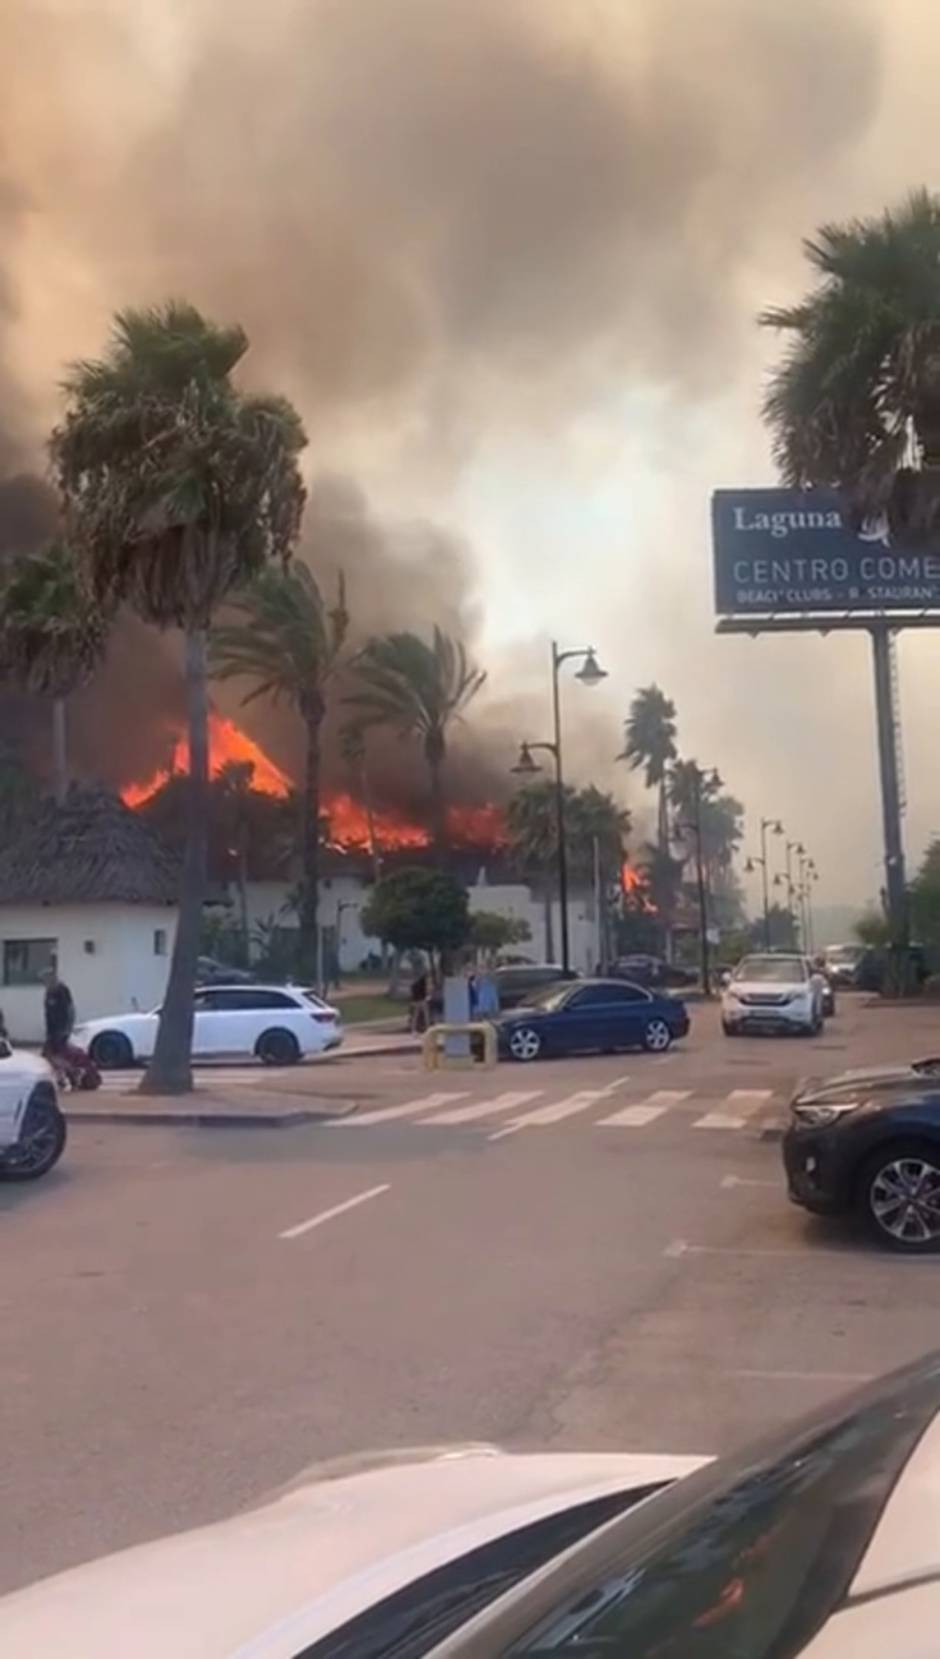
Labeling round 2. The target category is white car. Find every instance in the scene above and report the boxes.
[722,951,824,1036]
[3,1356,940,1656]
[73,984,343,1068]
[0,1039,66,1180]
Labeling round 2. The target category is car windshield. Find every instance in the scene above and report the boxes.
[733,958,805,984]
[523,986,572,1012]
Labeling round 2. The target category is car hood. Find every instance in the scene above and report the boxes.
[0,1447,705,1659]
[795,1059,940,1107]
[726,978,805,996]
[3,1047,54,1083]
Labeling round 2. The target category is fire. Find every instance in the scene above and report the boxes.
[447,803,507,847]
[121,712,291,807]
[622,861,657,913]
[324,792,428,852]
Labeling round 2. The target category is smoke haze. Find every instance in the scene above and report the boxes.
[2,0,938,900]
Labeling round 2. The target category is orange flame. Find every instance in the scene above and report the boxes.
[622,861,658,914]
[323,792,428,852]
[121,712,291,807]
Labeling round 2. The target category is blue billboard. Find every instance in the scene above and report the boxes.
[712,488,940,615]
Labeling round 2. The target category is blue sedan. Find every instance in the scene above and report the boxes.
[495,978,690,1062]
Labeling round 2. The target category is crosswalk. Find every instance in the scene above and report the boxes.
[95,1065,301,1093]
[330,1081,778,1136]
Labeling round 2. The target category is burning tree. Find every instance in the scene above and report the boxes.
[51,302,307,1094]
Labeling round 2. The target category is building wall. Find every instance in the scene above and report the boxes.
[241,875,600,975]
[0,903,178,1043]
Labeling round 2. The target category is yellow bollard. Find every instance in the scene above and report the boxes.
[422,1021,498,1071]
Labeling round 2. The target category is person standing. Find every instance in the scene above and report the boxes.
[42,965,75,1060]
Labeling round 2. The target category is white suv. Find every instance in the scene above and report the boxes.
[0,1041,67,1180]
[722,954,824,1037]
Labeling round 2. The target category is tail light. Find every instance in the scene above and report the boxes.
[311,1012,337,1024]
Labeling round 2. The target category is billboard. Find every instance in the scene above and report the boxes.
[712,488,940,615]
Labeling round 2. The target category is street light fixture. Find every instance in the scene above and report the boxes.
[757,817,784,947]
[511,641,607,973]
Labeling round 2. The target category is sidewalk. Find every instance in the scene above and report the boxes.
[65,1091,360,1129]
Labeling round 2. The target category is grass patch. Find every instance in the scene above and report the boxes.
[335,993,405,1025]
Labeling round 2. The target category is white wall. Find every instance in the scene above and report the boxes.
[242,875,599,975]
[0,903,178,1043]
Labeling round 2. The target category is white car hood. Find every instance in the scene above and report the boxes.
[2,1048,54,1083]
[726,978,802,996]
[0,1446,705,1659]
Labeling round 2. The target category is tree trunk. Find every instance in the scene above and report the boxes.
[139,628,209,1095]
[52,697,68,807]
[297,709,323,983]
[657,779,669,851]
[429,752,446,860]
[360,758,382,884]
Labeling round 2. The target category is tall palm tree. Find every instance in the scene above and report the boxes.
[345,627,485,849]
[211,563,348,978]
[339,720,382,884]
[506,782,630,963]
[761,189,940,536]
[51,301,307,1093]
[0,541,106,803]
[620,685,677,849]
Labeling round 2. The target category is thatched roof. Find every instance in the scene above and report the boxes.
[0,785,180,906]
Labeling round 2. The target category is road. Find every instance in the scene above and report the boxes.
[3,995,940,1595]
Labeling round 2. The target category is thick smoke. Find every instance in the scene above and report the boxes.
[0,0,888,846]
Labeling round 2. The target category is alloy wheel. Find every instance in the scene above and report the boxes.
[644,1019,672,1053]
[509,1027,541,1062]
[870,1156,940,1247]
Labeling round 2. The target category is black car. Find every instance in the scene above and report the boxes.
[492,964,577,1010]
[496,977,689,1061]
[784,1056,940,1252]
[611,954,696,989]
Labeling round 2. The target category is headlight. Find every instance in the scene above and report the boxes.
[792,1099,860,1128]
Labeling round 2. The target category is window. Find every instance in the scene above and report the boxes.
[3,938,57,986]
[210,988,296,1011]
[569,984,648,1009]
[153,929,167,956]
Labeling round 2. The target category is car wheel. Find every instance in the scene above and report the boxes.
[858,1142,940,1253]
[0,1091,66,1181]
[256,1028,301,1066]
[643,1018,672,1053]
[508,1027,542,1062]
[89,1031,134,1069]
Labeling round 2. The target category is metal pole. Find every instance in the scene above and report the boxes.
[693,767,710,996]
[870,626,908,947]
[592,834,603,972]
[760,820,770,948]
[784,842,796,945]
[551,641,571,974]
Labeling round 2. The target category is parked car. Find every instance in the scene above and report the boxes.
[72,984,343,1068]
[5,1353,940,1655]
[824,942,866,987]
[195,955,256,987]
[0,1039,66,1181]
[491,963,578,1010]
[721,952,824,1036]
[496,977,689,1060]
[784,1055,940,1252]
[610,954,696,989]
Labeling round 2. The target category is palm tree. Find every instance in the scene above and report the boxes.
[761,189,940,536]
[0,541,106,804]
[505,780,563,959]
[211,564,348,978]
[620,685,677,849]
[345,627,485,849]
[51,301,307,1093]
[339,721,382,884]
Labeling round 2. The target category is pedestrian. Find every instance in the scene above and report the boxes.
[409,968,429,1034]
[42,964,75,1062]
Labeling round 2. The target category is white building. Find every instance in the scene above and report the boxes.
[0,787,179,1043]
[239,866,601,976]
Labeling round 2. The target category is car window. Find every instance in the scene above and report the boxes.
[570,985,647,1008]
[212,988,297,1011]
[492,1361,940,1659]
[733,957,805,984]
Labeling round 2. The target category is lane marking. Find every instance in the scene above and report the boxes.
[489,1092,604,1138]
[727,1368,874,1384]
[279,1183,390,1240]
[598,1089,691,1127]
[727,1088,774,1105]
[693,1111,747,1129]
[721,1174,780,1190]
[423,1090,542,1125]
[336,1092,468,1126]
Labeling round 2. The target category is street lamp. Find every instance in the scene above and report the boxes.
[758,818,784,947]
[511,641,608,973]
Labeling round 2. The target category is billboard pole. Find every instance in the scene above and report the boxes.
[870,623,908,947]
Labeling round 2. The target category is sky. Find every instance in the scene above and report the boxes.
[2,0,939,908]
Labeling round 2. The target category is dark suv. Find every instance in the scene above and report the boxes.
[492,964,577,1009]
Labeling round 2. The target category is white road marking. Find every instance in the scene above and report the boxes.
[664,1239,689,1258]
[489,1091,605,1139]
[423,1090,542,1125]
[721,1174,780,1190]
[694,1089,774,1129]
[337,1092,468,1126]
[597,1089,691,1127]
[693,1111,748,1129]
[279,1183,390,1240]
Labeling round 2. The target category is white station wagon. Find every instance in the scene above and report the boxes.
[72,984,343,1068]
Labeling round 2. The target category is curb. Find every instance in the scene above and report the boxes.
[64,1100,359,1130]
[332,1041,422,1060]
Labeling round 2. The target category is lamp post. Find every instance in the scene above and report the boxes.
[786,840,804,946]
[758,818,784,947]
[512,642,607,974]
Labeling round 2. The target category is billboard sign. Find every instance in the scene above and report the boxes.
[712,487,940,615]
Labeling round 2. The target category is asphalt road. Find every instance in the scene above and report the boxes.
[4,995,940,1596]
